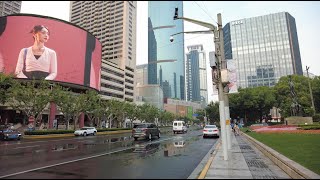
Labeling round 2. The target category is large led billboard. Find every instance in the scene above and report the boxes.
[0,14,101,91]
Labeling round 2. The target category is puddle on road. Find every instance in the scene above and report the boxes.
[51,143,78,152]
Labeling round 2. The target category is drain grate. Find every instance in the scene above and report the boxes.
[253,175,278,179]
[247,160,268,168]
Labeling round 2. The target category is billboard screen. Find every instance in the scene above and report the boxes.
[0,15,101,90]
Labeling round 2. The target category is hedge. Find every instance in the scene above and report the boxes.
[25,128,132,135]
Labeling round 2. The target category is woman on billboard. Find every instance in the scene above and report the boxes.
[15,25,57,80]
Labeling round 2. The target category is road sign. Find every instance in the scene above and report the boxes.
[226,119,230,125]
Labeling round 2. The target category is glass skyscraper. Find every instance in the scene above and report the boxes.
[186,45,208,105]
[148,1,185,100]
[223,12,303,88]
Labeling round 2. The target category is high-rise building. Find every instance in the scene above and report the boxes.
[136,64,148,86]
[223,12,303,88]
[0,1,21,16]
[70,1,136,102]
[186,44,208,105]
[148,1,185,100]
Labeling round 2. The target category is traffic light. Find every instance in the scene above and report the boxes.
[174,7,178,20]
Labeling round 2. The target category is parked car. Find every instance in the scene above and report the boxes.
[74,127,97,136]
[203,125,220,138]
[173,120,187,134]
[132,123,160,141]
[0,128,22,140]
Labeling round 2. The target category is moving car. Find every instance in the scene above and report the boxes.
[132,123,160,141]
[173,120,187,134]
[74,127,97,136]
[203,125,219,138]
[0,128,22,140]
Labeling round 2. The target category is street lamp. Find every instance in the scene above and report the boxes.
[149,25,176,31]
[171,8,230,160]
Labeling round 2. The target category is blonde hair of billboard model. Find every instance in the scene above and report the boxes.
[15,25,57,80]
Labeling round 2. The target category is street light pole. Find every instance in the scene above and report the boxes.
[215,13,229,158]
[172,8,228,160]
[306,66,316,115]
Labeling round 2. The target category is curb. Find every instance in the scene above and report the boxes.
[198,141,221,179]
[187,139,221,179]
[242,132,320,179]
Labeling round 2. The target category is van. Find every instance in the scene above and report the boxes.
[173,120,187,134]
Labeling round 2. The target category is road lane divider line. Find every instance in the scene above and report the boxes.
[13,145,40,149]
[0,137,172,179]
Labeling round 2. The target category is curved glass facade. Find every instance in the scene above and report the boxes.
[148,1,185,100]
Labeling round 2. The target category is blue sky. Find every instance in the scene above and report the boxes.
[21,1,320,102]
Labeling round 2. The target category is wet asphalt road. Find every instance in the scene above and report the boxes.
[0,127,219,179]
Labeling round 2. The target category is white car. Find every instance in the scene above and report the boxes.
[203,125,219,138]
[74,127,97,136]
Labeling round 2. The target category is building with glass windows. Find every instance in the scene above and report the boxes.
[0,1,21,16]
[148,1,185,100]
[223,12,303,88]
[186,45,208,105]
[70,1,136,102]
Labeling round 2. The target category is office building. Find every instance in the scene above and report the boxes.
[70,1,136,102]
[223,12,303,88]
[136,64,149,86]
[186,44,208,105]
[148,1,185,100]
[0,1,21,16]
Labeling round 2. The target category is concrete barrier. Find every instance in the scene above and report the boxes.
[242,132,320,179]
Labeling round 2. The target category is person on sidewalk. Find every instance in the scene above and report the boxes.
[234,122,240,135]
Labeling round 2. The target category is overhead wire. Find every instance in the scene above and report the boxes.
[193,1,218,25]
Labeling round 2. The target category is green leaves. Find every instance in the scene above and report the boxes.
[228,74,320,122]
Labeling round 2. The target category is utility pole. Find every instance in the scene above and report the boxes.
[306,66,316,115]
[215,13,228,159]
[171,9,228,160]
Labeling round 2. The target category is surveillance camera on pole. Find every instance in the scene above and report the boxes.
[174,7,178,20]
[170,36,174,42]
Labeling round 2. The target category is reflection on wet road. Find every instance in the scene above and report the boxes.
[0,128,218,179]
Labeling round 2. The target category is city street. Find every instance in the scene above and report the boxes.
[0,127,218,179]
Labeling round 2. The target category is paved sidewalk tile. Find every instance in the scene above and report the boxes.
[205,133,253,179]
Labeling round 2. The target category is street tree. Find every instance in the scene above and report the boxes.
[205,101,220,124]
[0,73,15,105]
[8,79,51,125]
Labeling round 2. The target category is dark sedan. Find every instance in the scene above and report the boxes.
[0,129,22,140]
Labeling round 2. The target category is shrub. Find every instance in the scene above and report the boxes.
[312,114,320,122]
[24,130,74,135]
[97,128,131,132]
[25,128,132,135]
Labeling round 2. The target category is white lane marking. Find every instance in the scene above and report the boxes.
[0,137,172,179]
[13,145,40,149]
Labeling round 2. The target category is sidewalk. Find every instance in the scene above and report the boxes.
[203,132,291,179]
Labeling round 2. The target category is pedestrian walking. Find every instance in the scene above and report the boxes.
[234,122,240,136]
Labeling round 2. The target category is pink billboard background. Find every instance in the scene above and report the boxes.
[0,15,101,90]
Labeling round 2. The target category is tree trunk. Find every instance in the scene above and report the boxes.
[73,116,77,131]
